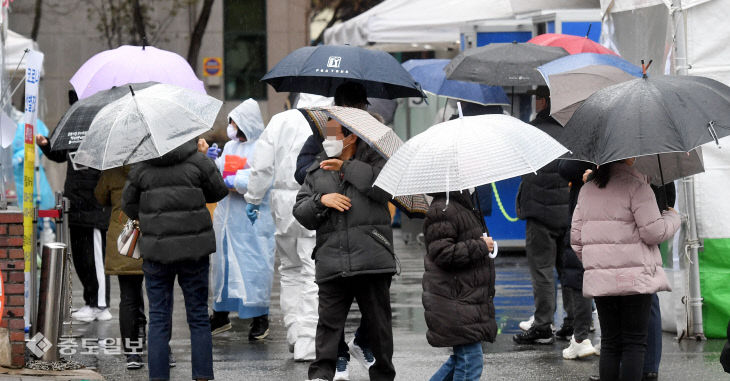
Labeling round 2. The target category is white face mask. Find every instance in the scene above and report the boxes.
[322,137,343,158]
[226,124,238,141]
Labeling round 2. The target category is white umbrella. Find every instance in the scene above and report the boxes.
[374,113,569,196]
[73,83,222,170]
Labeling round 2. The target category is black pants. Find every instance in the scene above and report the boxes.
[309,274,395,381]
[70,226,110,308]
[525,219,566,329]
[563,287,593,341]
[118,274,146,353]
[595,294,653,381]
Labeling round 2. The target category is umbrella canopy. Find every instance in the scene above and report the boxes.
[528,33,618,56]
[300,106,429,217]
[373,114,569,196]
[560,74,730,183]
[261,45,424,99]
[73,83,222,170]
[537,53,642,125]
[49,82,157,151]
[403,59,509,106]
[70,45,206,99]
[444,42,569,86]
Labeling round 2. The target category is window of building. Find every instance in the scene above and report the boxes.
[224,0,267,100]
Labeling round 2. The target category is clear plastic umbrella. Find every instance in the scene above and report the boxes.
[374,112,569,196]
[73,83,222,170]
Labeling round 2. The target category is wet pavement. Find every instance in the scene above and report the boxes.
[61,229,728,381]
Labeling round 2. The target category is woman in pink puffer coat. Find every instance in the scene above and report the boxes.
[571,158,680,381]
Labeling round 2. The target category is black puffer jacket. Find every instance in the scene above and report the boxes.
[557,160,595,290]
[293,140,396,283]
[39,144,109,230]
[121,140,228,264]
[516,110,570,230]
[422,191,497,347]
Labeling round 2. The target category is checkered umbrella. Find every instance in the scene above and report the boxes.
[301,106,429,218]
[49,82,157,151]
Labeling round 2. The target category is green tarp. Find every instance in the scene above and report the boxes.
[699,238,730,338]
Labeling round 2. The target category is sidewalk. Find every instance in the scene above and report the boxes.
[47,229,729,380]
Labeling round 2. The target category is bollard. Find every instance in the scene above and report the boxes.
[36,242,68,362]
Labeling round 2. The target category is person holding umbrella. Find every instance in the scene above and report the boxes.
[121,139,228,381]
[422,189,496,380]
[295,82,378,379]
[571,158,680,381]
[293,114,397,381]
[35,91,112,323]
[513,86,572,345]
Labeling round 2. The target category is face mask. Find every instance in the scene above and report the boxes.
[322,137,343,158]
[226,124,238,141]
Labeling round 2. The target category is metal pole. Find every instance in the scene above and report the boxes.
[672,0,705,340]
[29,208,38,336]
[36,242,67,362]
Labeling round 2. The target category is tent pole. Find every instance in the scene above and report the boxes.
[673,0,705,340]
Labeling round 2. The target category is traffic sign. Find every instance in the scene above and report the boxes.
[203,57,222,77]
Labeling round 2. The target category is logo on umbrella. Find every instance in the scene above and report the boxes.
[327,56,342,68]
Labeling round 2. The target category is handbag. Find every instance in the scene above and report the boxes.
[117,219,141,259]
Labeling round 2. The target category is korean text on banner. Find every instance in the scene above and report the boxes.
[22,50,43,329]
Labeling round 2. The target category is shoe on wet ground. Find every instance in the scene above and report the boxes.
[209,312,232,336]
[513,326,555,345]
[249,315,270,341]
[333,356,350,380]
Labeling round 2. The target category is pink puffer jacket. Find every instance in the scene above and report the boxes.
[571,163,681,297]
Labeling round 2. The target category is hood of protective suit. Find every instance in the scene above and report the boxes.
[296,93,333,108]
[228,99,264,141]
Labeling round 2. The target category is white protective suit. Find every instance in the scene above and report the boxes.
[212,99,276,319]
[245,93,332,360]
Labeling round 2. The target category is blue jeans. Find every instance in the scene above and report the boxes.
[430,342,484,381]
[144,257,213,380]
[643,293,662,374]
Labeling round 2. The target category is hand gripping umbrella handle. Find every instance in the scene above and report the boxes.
[483,233,498,259]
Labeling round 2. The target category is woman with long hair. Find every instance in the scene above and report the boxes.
[571,158,680,381]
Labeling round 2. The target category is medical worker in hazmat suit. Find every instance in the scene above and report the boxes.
[244,93,331,361]
[206,99,276,341]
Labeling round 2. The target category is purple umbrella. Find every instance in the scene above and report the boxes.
[70,45,205,99]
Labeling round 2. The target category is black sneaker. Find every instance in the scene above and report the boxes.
[248,315,270,341]
[126,354,143,370]
[554,325,574,341]
[513,326,555,344]
[210,311,232,336]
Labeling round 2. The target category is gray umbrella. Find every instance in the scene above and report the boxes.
[444,42,569,86]
[559,74,730,184]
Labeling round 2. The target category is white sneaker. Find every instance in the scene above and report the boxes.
[519,315,535,331]
[562,336,597,359]
[348,338,375,370]
[71,305,96,322]
[95,308,112,321]
[593,342,601,356]
[333,356,350,380]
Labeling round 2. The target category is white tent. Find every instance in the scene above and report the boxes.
[5,30,41,72]
[324,0,599,47]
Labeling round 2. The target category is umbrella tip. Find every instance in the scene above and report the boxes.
[457,101,463,119]
[128,85,135,96]
[585,24,592,38]
[142,35,148,50]
[640,59,653,78]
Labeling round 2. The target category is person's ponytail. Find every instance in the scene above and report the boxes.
[593,162,615,188]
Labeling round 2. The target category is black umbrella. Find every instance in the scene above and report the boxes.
[444,42,568,114]
[444,42,569,87]
[559,73,730,205]
[49,82,157,151]
[261,45,424,99]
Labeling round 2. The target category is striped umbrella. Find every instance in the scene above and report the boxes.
[300,106,429,218]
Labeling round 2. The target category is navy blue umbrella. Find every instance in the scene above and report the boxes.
[261,45,424,99]
[403,59,509,106]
